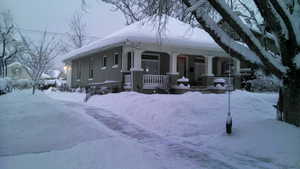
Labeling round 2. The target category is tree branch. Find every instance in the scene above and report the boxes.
[198,0,285,77]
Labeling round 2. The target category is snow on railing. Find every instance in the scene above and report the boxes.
[143,74,168,89]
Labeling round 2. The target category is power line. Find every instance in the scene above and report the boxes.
[17,27,101,39]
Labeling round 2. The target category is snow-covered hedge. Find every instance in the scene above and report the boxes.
[245,71,281,92]
[13,79,32,89]
[0,78,9,91]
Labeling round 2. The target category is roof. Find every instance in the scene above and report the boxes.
[7,61,22,68]
[63,16,224,62]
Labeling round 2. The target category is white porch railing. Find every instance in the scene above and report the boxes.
[143,74,169,89]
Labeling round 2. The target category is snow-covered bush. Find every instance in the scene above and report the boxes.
[0,78,15,94]
[246,71,281,92]
[14,79,32,89]
[0,78,9,91]
[75,87,85,93]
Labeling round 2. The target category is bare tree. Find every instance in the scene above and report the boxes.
[99,0,300,125]
[68,11,87,49]
[18,31,59,95]
[0,11,20,78]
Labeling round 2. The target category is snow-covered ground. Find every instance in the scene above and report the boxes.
[1,90,300,169]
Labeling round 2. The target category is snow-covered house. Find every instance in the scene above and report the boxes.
[63,16,245,92]
[7,62,31,80]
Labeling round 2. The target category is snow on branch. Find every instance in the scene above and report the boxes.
[206,0,286,77]
[183,0,263,66]
[269,0,299,47]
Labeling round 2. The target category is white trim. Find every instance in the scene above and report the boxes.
[142,52,160,57]
[114,52,119,65]
[130,68,144,71]
[88,78,93,81]
[112,64,119,68]
[102,55,107,67]
[167,72,179,75]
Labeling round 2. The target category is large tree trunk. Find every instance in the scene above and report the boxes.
[281,69,300,126]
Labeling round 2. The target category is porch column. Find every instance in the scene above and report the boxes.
[167,52,179,88]
[205,56,214,76]
[132,49,143,71]
[131,49,144,91]
[233,58,241,89]
[121,47,129,72]
[168,53,179,74]
[234,58,241,75]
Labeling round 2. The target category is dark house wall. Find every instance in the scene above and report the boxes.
[71,46,123,88]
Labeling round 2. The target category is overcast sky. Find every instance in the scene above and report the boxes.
[0,0,126,38]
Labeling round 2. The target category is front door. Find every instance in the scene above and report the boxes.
[177,56,187,77]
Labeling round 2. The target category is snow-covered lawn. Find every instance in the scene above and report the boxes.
[1,90,299,169]
[0,91,166,169]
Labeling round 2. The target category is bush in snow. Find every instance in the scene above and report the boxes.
[75,87,86,93]
[13,79,33,89]
[0,78,9,91]
[246,71,281,92]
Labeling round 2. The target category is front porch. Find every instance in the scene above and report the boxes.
[121,48,241,93]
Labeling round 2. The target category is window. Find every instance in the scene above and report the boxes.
[89,58,94,79]
[103,56,107,68]
[114,53,119,66]
[127,52,132,71]
[77,62,81,80]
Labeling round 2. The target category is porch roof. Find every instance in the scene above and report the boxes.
[63,16,225,63]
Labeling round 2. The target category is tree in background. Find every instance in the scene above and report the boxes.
[98,0,300,125]
[18,31,59,95]
[0,11,21,78]
[61,11,88,54]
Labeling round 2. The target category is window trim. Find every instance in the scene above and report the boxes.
[127,52,132,71]
[76,62,81,80]
[88,57,94,79]
[113,53,119,68]
[102,55,107,69]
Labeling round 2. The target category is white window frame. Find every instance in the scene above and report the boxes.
[113,53,119,68]
[102,56,107,70]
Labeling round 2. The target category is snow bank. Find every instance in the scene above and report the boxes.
[177,76,189,82]
[46,90,300,168]
[0,90,166,169]
[0,90,110,156]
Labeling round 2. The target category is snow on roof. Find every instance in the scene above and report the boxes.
[41,73,51,79]
[7,61,22,68]
[63,16,224,62]
[47,70,61,79]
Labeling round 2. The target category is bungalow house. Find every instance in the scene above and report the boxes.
[63,16,247,93]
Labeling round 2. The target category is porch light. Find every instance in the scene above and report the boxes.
[64,65,70,73]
